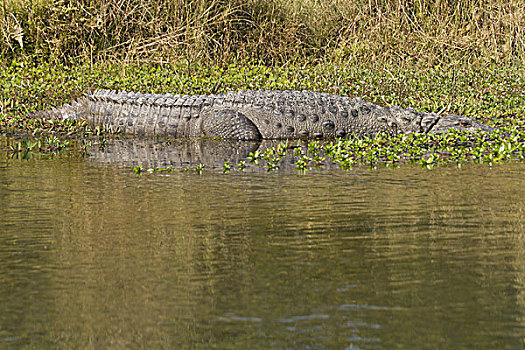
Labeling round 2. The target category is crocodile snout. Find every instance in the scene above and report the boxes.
[429,114,495,134]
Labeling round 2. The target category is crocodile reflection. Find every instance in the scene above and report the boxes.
[87,138,263,169]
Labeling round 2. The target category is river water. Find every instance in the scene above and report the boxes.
[0,136,524,349]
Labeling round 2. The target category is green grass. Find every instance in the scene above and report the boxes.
[2,58,524,120]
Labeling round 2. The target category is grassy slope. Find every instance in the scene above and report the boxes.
[1,0,524,119]
[1,0,524,66]
[0,0,524,169]
[1,0,524,109]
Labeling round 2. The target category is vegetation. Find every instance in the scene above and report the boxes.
[2,59,524,119]
[1,0,524,66]
[0,0,524,172]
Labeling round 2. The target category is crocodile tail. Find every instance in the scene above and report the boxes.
[29,96,89,121]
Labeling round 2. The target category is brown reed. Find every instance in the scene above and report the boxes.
[1,0,523,67]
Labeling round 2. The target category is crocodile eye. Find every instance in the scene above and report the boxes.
[460,121,471,127]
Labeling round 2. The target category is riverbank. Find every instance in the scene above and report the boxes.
[1,0,525,171]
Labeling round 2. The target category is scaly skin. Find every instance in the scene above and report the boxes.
[32,89,494,139]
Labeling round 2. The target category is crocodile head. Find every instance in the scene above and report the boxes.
[428,114,495,134]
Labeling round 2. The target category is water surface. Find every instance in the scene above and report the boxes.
[0,136,524,349]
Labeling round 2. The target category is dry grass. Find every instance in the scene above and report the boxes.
[1,0,524,66]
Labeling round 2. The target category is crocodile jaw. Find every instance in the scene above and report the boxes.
[428,114,495,134]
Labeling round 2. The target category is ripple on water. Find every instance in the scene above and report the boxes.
[0,150,523,349]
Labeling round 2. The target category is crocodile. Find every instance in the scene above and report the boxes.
[32,89,494,140]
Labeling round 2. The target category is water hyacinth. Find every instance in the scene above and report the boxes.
[129,123,525,174]
[207,123,523,173]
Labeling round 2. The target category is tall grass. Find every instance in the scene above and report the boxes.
[1,0,524,66]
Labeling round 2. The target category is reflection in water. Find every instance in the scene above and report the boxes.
[84,137,319,172]
[87,137,262,169]
[0,135,524,349]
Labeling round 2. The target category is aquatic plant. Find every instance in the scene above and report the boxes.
[6,135,74,159]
